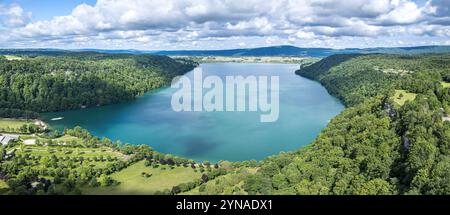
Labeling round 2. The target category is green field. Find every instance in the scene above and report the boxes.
[442,82,450,88]
[82,160,202,195]
[52,135,85,145]
[20,134,84,145]
[392,90,417,107]
[3,55,23,61]
[11,135,127,173]
[182,174,237,195]
[0,118,32,130]
[21,143,124,159]
[183,168,256,195]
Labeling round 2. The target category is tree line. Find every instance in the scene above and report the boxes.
[0,53,197,117]
[198,53,450,195]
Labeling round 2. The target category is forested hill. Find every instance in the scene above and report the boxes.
[197,54,450,195]
[2,45,450,58]
[266,54,450,194]
[0,53,197,117]
[296,54,450,107]
[154,45,450,58]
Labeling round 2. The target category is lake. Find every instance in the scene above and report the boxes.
[42,63,344,162]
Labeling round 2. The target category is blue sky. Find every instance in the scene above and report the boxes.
[2,0,96,21]
[0,0,449,50]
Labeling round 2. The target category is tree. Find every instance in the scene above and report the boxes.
[355,179,394,195]
[144,159,152,167]
[88,177,99,187]
[98,174,114,187]
[171,186,181,194]
[272,173,288,190]
[201,174,209,183]
[243,175,272,195]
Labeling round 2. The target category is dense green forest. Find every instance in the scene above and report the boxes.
[0,53,197,116]
[296,54,450,107]
[1,52,449,195]
[193,54,450,195]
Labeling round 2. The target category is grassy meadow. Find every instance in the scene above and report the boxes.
[0,118,32,130]
[3,55,23,61]
[82,160,202,195]
[392,90,417,107]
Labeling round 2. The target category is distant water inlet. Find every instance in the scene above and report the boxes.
[171,68,279,122]
[42,63,344,162]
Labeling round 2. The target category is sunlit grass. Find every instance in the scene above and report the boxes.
[3,55,23,61]
[392,90,417,107]
[441,81,450,88]
[0,118,31,130]
[82,160,202,195]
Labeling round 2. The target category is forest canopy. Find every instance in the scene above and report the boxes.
[1,52,449,195]
[199,54,450,195]
[0,53,197,116]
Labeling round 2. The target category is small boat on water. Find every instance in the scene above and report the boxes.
[51,117,64,121]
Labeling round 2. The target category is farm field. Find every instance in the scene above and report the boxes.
[183,168,257,195]
[21,145,124,159]
[3,55,23,61]
[82,160,202,195]
[0,118,32,130]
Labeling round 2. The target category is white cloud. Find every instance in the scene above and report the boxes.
[1,0,450,49]
[0,4,31,27]
[295,30,315,39]
[377,0,424,25]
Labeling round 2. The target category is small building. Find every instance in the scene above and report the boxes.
[0,134,19,146]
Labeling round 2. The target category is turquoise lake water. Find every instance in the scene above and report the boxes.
[42,63,344,162]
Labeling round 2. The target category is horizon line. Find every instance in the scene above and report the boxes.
[1,44,449,52]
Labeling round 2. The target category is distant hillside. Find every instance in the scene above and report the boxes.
[296,53,450,106]
[1,45,450,58]
[153,46,336,57]
[351,46,450,55]
[199,53,450,195]
[153,45,450,57]
[0,53,197,115]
